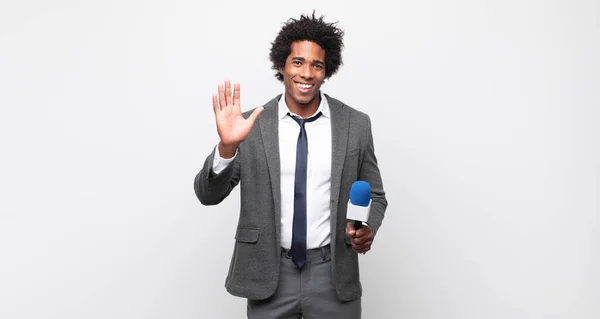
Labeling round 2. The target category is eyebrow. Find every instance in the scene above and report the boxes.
[291,57,325,65]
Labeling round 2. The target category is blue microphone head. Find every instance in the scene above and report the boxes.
[349,181,371,207]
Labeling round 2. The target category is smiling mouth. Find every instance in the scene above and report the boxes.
[295,82,314,91]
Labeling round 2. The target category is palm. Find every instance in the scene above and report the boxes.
[216,107,253,145]
[212,81,264,146]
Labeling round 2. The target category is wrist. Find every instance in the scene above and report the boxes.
[218,141,239,159]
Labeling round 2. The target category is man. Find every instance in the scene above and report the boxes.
[194,12,387,319]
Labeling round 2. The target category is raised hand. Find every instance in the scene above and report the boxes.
[212,80,264,158]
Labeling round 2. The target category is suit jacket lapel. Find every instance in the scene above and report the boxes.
[259,95,282,245]
[326,94,350,241]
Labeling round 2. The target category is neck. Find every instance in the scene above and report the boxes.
[285,93,321,119]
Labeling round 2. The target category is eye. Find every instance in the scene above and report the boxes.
[292,60,302,66]
[314,64,323,69]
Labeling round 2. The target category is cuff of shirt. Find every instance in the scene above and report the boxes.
[212,144,237,175]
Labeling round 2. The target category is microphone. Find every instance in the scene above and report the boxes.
[347,181,371,230]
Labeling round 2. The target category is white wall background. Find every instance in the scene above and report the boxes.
[1,0,598,318]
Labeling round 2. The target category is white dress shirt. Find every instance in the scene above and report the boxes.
[212,91,332,250]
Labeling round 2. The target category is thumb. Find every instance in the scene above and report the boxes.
[346,222,356,237]
[247,106,265,125]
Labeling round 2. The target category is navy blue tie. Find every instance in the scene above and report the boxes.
[289,111,322,269]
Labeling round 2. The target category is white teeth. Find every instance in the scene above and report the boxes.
[297,83,313,89]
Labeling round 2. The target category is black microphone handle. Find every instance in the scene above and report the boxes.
[353,220,363,230]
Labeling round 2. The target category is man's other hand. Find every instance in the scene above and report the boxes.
[346,222,373,254]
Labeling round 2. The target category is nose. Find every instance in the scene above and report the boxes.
[300,64,313,79]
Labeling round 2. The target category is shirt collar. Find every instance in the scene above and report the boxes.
[278,91,330,120]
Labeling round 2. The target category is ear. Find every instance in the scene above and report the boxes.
[278,67,284,74]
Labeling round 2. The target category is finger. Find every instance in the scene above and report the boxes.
[352,235,370,246]
[225,80,233,106]
[246,106,264,125]
[355,227,372,238]
[218,83,226,109]
[233,82,241,106]
[353,244,370,253]
[352,241,372,251]
[346,222,356,237]
[212,94,219,114]
[352,244,370,254]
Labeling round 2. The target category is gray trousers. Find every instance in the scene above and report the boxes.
[247,245,361,319]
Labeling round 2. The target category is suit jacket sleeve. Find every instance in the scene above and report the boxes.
[359,116,388,238]
[194,147,241,205]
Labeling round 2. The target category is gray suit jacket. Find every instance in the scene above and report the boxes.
[194,94,387,302]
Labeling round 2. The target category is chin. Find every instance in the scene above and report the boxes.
[297,98,313,105]
[293,94,318,105]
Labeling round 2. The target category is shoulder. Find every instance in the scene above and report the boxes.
[324,94,372,128]
[242,94,281,119]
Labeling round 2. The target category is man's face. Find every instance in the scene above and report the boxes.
[279,40,326,108]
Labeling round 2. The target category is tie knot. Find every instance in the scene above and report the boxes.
[289,112,322,128]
